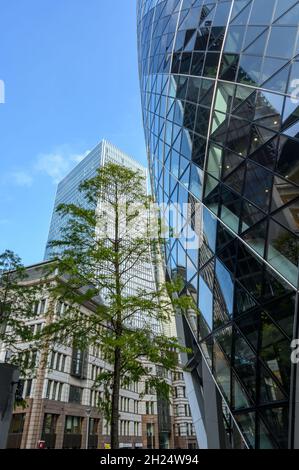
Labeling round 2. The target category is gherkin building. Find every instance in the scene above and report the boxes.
[137,0,299,449]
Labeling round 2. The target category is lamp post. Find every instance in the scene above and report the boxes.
[85,408,92,450]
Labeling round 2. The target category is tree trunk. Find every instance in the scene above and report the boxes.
[110,346,121,449]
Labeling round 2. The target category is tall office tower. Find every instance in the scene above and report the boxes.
[137,0,299,449]
[45,140,146,260]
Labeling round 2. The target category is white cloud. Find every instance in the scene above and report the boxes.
[3,147,91,189]
[35,153,71,184]
[35,149,90,184]
[10,171,33,187]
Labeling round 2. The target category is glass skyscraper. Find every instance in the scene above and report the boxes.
[45,140,147,259]
[137,0,299,449]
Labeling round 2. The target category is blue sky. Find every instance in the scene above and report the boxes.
[0,0,146,266]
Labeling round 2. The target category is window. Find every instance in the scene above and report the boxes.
[9,414,25,434]
[89,418,99,436]
[46,380,51,399]
[224,26,245,53]
[266,27,297,59]
[207,144,222,181]
[249,0,276,25]
[40,299,47,315]
[25,379,32,398]
[146,401,155,415]
[146,423,155,449]
[242,200,267,240]
[235,413,255,449]
[233,330,256,403]
[57,383,63,402]
[185,404,191,417]
[61,354,66,372]
[52,382,57,401]
[30,351,38,368]
[198,277,213,329]
[238,55,263,86]
[186,77,201,103]
[213,342,231,402]
[260,407,289,449]
[43,414,58,435]
[33,301,39,315]
[220,54,239,81]
[245,29,268,56]
[203,53,220,78]
[267,220,298,287]
[134,422,140,437]
[120,420,130,437]
[215,259,234,317]
[244,162,273,212]
[260,312,291,394]
[71,349,88,378]
[69,386,83,404]
[189,163,203,200]
[64,416,82,435]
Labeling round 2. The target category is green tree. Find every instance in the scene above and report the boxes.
[42,163,193,449]
[0,250,40,373]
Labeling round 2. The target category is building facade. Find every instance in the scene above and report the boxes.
[137,0,299,449]
[0,263,197,449]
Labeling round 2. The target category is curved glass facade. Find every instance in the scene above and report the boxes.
[137,0,299,449]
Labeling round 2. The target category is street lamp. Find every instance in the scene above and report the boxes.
[85,408,92,450]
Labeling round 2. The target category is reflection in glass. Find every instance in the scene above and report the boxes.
[202,207,217,252]
[234,412,255,449]
[233,330,256,402]
[199,276,213,329]
[261,58,289,93]
[226,117,251,157]
[240,200,266,233]
[213,342,231,402]
[207,144,223,180]
[264,295,295,339]
[189,163,203,200]
[215,259,234,317]
[242,220,267,257]
[266,27,297,59]
[220,186,241,233]
[267,219,298,287]
[215,326,232,360]
[235,310,259,351]
[236,243,263,299]
[260,365,286,405]
[258,418,276,449]
[238,54,263,86]
[233,375,251,411]
[234,282,257,317]
[260,312,291,395]
[276,136,299,186]
[260,407,289,449]
[244,162,273,212]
